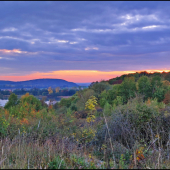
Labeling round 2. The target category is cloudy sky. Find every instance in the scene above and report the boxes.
[0,1,170,83]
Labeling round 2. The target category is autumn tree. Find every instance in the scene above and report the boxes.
[85,95,97,123]
[163,91,170,104]
[55,87,60,93]
[20,93,42,111]
[162,80,170,86]
[48,87,53,94]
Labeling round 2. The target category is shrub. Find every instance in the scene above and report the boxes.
[163,91,170,104]
[48,156,67,169]
[113,96,123,106]
[96,96,164,149]
[104,102,112,116]
[74,110,88,119]
[0,112,9,136]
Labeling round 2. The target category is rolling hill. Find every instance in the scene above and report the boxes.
[0,78,79,89]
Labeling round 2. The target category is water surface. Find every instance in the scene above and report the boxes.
[0,99,8,107]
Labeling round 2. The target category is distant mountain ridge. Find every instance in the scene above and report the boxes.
[0,78,79,89]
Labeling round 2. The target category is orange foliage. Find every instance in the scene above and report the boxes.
[48,87,53,94]
[4,109,9,116]
[162,80,170,86]
[55,87,60,93]
[21,92,29,99]
[20,118,29,125]
[163,91,170,104]
[136,147,145,161]
[48,105,53,110]
[146,98,151,105]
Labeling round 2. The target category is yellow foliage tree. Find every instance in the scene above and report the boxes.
[55,87,60,93]
[85,95,97,111]
[85,95,97,123]
[48,87,53,94]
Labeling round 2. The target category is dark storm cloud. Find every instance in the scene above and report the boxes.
[0,1,170,74]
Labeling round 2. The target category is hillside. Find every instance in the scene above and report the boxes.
[0,78,78,89]
[1,71,170,168]
[107,71,170,84]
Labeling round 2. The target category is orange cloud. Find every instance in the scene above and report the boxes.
[0,69,170,83]
[0,49,26,54]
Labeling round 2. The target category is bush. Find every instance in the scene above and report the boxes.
[0,111,9,136]
[104,102,112,116]
[96,96,165,149]
[113,96,123,106]
[163,91,170,104]
[48,156,67,169]
[74,110,88,119]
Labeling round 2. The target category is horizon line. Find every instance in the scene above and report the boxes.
[0,69,170,83]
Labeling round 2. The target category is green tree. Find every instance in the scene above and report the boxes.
[113,96,123,106]
[60,98,72,108]
[4,93,18,109]
[0,92,3,99]
[164,73,170,81]
[118,77,137,103]
[150,76,162,95]
[89,81,111,97]
[138,76,151,100]
[99,90,108,108]
[107,84,119,104]
[153,86,166,102]
[104,101,112,116]
[76,89,95,111]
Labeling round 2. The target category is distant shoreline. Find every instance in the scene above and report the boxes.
[0,95,72,107]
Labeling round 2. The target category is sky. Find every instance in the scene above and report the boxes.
[0,1,170,83]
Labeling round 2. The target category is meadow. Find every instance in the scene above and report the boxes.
[1,72,170,169]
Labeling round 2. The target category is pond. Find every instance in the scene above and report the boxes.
[0,99,8,107]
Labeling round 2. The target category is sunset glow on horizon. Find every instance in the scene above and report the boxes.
[0,69,170,83]
[1,2,170,84]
